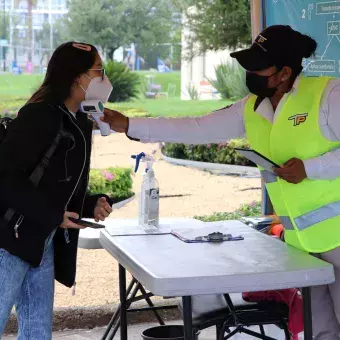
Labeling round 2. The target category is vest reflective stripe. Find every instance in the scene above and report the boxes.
[260,170,277,184]
[244,76,340,253]
[278,216,294,231]
[294,201,340,231]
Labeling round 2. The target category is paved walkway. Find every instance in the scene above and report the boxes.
[3,320,301,339]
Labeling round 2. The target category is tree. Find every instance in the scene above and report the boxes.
[65,0,124,58]
[0,10,9,71]
[0,11,9,41]
[27,0,37,62]
[137,23,182,70]
[121,0,179,66]
[120,0,174,46]
[180,0,251,58]
[64,0,178,59]
[35,21,64,65]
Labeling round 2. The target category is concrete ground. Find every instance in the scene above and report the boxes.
[3,320,302,339]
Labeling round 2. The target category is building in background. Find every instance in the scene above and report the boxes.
[180,9,231,100]
[2,0,68,72]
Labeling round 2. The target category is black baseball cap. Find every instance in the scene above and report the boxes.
[230,25,302,71]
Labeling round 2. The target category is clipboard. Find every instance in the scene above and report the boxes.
[171,227,244,243]
[234,148,280,173]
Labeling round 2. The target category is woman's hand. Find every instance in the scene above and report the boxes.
[94,197,113,222]
[60,211,84,229]
[101,108,129,133]
[273,158,307,184]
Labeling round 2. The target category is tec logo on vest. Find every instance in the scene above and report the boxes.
[288,113,308,126]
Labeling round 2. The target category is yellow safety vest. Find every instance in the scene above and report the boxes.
[244,76,340,253]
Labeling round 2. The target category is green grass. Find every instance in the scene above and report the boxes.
[137,70,181,97]
[0,71,181,100]
[0,74,43,99]
[0,72,231,118]
[107,98,231,117]
[1,97,231,119]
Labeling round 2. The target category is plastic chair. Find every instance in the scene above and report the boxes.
[157,83,177,99]
[145,83,162,99]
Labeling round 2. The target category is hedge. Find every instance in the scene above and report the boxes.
[88,167,134,203]
[162,139,255,167]
[195,201,261,222]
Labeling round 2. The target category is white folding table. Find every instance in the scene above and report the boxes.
[100,220,335,340]
[79,218,204,340]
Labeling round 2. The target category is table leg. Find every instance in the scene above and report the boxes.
[182,296,193,340]
[119,264,128,340]
[302,287,313,340]
[138,283,165,325]
[102,279,137,340]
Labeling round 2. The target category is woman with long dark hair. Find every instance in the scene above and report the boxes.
[0,42,113,338]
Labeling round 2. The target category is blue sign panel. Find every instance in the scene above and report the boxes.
[265,0,340,77]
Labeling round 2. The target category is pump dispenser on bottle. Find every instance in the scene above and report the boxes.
[132,152,159,228]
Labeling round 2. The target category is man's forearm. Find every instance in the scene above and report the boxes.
[127,108,246,145]
[303,147,340,180]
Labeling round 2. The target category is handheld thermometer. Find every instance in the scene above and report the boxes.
[80,100,111,136]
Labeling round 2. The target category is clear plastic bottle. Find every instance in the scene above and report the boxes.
[132,153,160,228]
[140,166,159,227]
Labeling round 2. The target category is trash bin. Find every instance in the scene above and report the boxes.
[142,325,188,340]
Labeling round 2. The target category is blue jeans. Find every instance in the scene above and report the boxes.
[0,235,55,340]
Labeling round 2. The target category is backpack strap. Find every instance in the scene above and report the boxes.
[4,118,65,224]
[29,119,64,186]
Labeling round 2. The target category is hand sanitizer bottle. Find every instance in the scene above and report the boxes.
[132,153,159,228]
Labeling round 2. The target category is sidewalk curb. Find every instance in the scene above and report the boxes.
[4,299,180,333]
[160,149,260,177]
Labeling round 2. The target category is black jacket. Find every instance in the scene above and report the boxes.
[0,102,112,287]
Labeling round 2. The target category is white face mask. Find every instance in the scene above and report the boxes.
[80,73,113,103]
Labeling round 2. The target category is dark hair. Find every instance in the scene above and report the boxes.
[277,31,317,76]
[297,32,318,59]
[28,42,98,104]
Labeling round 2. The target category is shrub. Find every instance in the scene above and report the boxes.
[209,60,249,100]
[105,104,150,118]
[186,83,199,100]
[195,201,261,222]
[139,77,149,98]
[162,139,255,167]
[0,99,26,118]
[88,167,134,203]
[105,61,140,103]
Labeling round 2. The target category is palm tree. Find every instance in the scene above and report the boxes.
[12,0,21,63]
[27,0,36,62]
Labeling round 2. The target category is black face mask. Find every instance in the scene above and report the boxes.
[246,71,281,98]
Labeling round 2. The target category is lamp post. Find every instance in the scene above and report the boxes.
[250,0,273,215]
[2,0,6,71]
